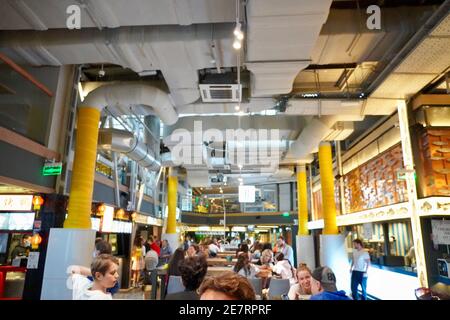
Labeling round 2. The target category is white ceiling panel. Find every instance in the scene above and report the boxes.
[395,38,450,74]
[430,14,450,36]
[0,0,236,30]
[371,73,437,99]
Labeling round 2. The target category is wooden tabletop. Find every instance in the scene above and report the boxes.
[206,266,234,276]
[207,258,237,266]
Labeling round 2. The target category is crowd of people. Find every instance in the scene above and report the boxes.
[68,235,375,300]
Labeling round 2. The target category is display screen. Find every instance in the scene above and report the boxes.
[0,233,8,254]
[101,206,114,232]
[0,212,35,230]
[91,218,101,231]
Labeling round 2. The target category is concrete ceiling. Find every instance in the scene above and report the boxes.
[0,0,449,187]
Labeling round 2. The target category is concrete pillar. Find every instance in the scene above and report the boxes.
[41,228,96,299]
[318,141,349,293]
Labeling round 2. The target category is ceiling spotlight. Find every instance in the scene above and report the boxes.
[238,164,243,170]
[236,31,244,41]
[238,177,243,182]
[233,39,242,50]
[235,105,240,111]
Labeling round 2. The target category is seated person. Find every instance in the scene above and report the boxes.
[272,252,297,285]
[68,254,119,300]
[233,253,260,278]
[199,271,256,300]
[165,255,208,300]
[288,265,312,300]
[310,266,351,300]
[10,234,31,261]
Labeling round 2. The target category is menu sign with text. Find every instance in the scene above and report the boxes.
[431,219,450,245]
[0,195,33,211]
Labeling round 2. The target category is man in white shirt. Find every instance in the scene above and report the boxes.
[276,236,294,266]
[350,239,371,300]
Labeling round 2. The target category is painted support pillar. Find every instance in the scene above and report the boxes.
[397,100,429,288]
[164,168,179,250]
[318,141,338,235]
[296,165,315,268]
[318,141,350,293]
[64,107,100,229]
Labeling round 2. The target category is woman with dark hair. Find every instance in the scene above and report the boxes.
[261,242,272,251]
[167,247,186,277]
[186,244,200,258]
[236,243,250,259]
[165,255,208,300]
[233,253,260,278]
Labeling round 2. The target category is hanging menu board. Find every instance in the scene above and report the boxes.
[0,195,33,211]
[431,219,450,245]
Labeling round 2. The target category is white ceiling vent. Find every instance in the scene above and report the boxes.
[323,121,354,141]
[199,84,242,102]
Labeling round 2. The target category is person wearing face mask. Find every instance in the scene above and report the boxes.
[11,234,31,261]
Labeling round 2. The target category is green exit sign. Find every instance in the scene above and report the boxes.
[43,163,62,176]
[282,212,290,217]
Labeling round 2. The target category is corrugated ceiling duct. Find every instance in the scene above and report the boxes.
[98,128,161,171]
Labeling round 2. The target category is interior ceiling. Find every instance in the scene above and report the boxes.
[0,0,448,189]
[0,183,35,194]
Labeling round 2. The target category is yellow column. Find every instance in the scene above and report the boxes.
[297,165,309,235]
[166,174,178,234]
[64,107,100,229]
[318,141,338,235]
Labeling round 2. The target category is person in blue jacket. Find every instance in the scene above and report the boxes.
[310,266,352,300]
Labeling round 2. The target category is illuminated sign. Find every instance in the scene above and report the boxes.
[91,217,101,231]
[239,185,255,203]
[42,162,63,176]
[0,212,35,230]
[101,206,114,232]
[0,195,33,211]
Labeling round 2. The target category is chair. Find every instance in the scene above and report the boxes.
[166,275,185,295]
[268,278,290,300]
[249,278,263,297]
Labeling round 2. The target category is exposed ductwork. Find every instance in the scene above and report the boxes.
[245,0,333,97]
[0,23,236,106]
[81,83,178,125]
[284,111,364,163]
[98,128,161,171]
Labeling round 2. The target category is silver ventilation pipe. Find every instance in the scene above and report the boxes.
[98,128,161,171]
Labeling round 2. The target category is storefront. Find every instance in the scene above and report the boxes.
[0,194,40,299]
[132,213,163,243]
